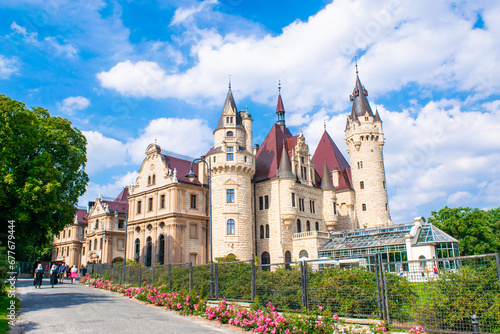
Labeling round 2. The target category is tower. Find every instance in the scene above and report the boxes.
[345,70,391,228]
[209,83,255,260]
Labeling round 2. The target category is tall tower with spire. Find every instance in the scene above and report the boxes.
[345,68,391,228]
[209,82,255,260]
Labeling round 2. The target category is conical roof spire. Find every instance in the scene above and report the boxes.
[276,80,285,126]
[214,81,243,131]
[278,143,294,178]
[321,160,335,190]
[349,67,374,119]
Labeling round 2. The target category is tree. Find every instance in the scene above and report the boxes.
[0,95,89,261]
[428,206,500,256]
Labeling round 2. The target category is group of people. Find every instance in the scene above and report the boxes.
[33,264,83,288]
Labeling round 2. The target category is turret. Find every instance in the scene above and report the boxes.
[345,69,391,228]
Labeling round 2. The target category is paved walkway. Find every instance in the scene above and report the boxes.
[11,278,240,334]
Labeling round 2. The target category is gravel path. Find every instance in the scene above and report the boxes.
[11,278,241,334]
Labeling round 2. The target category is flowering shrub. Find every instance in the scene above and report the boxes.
[81,273,396,334]
[409,325,425,334]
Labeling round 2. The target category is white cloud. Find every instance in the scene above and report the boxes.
[79,170,139,207]
[127,117,213,164]
[59,96,90,115]
[97,1,500,120]
[10,21,78,58]
[0,55,18,79]
[83,131,128,175]
[170,0,218,26]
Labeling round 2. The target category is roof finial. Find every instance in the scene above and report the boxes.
[228,74,231,90]
[246,104,248,112]
[324,120,326,131]
[278,78,281,94]
[355,53,358,75]
[154,136,157,145]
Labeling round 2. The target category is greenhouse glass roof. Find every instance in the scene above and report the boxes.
[319,222,458,252]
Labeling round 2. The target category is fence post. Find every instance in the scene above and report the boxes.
[495,253,500,291]
[189,262,193,292]
[251,260,256,301]
[471,315,479,334]
[375,254,383,319]
[300,261,308,309]
[379,254,390,324]
[214,263,220,299]
[168,264,172,290]
[112,264,115,282]
[139,265,142,287]
[152,266,156,286]
[128,266,131,285]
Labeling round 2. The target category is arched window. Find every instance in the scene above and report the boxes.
[134,238,140,262]
[261,252,270,271]
[265,224,270,238]
[99,238,103,250]
[306,221,311,232]
[260,225,264,239]
[158,235,165,265]
[315,222,319,231]
[93,239,97,250]
[297,219,301,233]
[227,219,235,235]
[89,239,92,250]
[299,250,309,259]
[152,174,156,184]
[148,175,151,185]
[285,251,291,269]
[227,131,233,137]
[146,236,152,267]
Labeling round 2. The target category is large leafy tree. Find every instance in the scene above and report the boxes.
[0,95,89,261]
[428,206,500,256]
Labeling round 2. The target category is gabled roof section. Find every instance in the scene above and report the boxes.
[114,187,129,202]
[254,123,293,182]
[214,86,243,132]
[349,73,374,119]
[374,109,382,122]
[161,153,201,185]
[312,130,352,190]
[76,208,87,225]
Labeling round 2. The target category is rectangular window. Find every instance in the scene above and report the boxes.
[148,198,153,211]
[82,247,85,256]
[190,194,197,209]
[310,200,315,214]
[190,223,198,239]
[190,253,198,265]
[160,194,165,209]
[333,202,337,215]
[226,189,235,203]
[299,198,305,212]
[137,201,142,214]
[117,239,124,251]
[264,195,269,209]
[227,147,234,161]
[68,230,71,238]
[118,220,124,229]
[259,196,263,210]
[357,161,363,169]
[291,193,296,207]
[383,181,386,189]
[360,181,365,189]
[362,203,367,211]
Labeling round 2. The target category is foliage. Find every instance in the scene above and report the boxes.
[256,266,302,310]
[428,206,500,255]
[0,95,89,261]
[414,265,500,333]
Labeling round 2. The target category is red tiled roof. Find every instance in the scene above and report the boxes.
[114,187,129,202]
[161,154,201,185]
[312,131,352,191]
[103,200,128,214]
[254,124,293,182]
[76,208,87,225]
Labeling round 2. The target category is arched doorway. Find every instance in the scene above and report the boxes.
[158,235,165,265]
[299,250,309,260]
[146,236,152,267]
[134,238,140,262]
[285,251,291,270]
[261,252,270,271]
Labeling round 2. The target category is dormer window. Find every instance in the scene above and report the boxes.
[227,147,234,161]
[365,116,369,121]
[226,116,233,124]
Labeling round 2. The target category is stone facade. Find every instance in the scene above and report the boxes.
[52,208,87,268]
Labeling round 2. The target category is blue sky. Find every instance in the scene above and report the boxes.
[1,0,499,223]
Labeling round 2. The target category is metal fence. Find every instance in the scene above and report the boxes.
[89,253,500,334]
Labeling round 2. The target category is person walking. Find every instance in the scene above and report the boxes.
[33,264,44,289]
[70,265,78,284]
[50,265,58,288]
[59,263,67,283]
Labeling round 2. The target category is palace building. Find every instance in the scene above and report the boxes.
[125,72,393,266]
